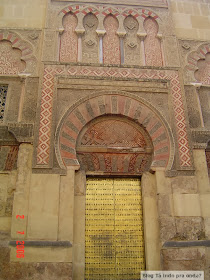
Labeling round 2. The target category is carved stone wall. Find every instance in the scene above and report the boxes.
[76,116,153,174]
[60,13,78,63]
[0,145,19,171]
[124,15,140,66]
[82,13,99,63]
[184,86,202,129]
[143,17,163,67]
[0,41,26,75]
[103,15,121,64]
[195,52,210,85]
[185,43,210,84]
[55,92,174,171]
[0,85,8,122]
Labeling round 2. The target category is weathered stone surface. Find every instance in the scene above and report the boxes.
[184,85,202,129]
[22,78,39,123]
[10,247,72,263]
[157,194,173,216]
[156,170,172,194]
[162,247,205,261]
[27,174,60,240]
[159,217,176,242]
[141,172,157,198]
[171,176,198,194]
[173,194,201,217]
[11,144,33,240]
[0,247,10,263]
[175,217,205,240]
[161,247,206,271]
[0,262,72,280]
[162,259,205,270]
[0,231,10,241]
[161,247,207,272]
[75,170,86,196]
[204,218,210,239]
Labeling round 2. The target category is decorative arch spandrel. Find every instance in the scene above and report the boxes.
[0,31,36,75]
[185,43,210,84]
[195,52,210,85]
[0,40,26,75]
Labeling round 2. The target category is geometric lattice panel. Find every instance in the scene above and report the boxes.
[0,85,8,122]
[85,178,145,280]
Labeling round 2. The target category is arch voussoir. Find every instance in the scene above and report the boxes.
[56,93,174,171]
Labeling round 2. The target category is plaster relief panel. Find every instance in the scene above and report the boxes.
[60,13,78,63]
[0,146,18,172]
[0,41,26,75]
[0,85,7,122]
[103,15,120,65]
[143,17,163,67]
[82,13,99,64]
[124,15,140,66]
[76,117,153,174]
[195,52,210,85]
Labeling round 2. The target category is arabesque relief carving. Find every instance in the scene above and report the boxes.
[76,117,153,174]
[124,15,140,66]
[82,13,99,63]
[60,13,78,62]
[0,41,26,75]
[103,15,121,64]
[144,17,163,67]
[195,52,210,85]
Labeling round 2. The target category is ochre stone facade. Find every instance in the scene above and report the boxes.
[0,0,210,279]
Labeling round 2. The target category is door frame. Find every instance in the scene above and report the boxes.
[72,171,161,280]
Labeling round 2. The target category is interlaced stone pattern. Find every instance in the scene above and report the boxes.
[0,85,8,122]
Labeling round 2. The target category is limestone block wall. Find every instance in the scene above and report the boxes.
[170,0,210,40]
[0,0,47,29]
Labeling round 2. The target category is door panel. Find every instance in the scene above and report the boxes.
[85,178,145,280]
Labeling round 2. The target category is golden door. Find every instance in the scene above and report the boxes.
[85,178,145,280]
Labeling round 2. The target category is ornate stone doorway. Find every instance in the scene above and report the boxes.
[55,93,172,279]
[85,177,145,280]
[75,115,152,279]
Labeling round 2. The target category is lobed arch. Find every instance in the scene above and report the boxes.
[58,4,163,36]
[185,43,210,84]
[55,92,175,172]
[0,30,36,74]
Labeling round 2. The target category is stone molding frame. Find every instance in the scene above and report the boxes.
[55,92,175,172]
[185,43,210,85]
[57,4,163,39]
[0,30,37,75]
[35,65,193,170]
